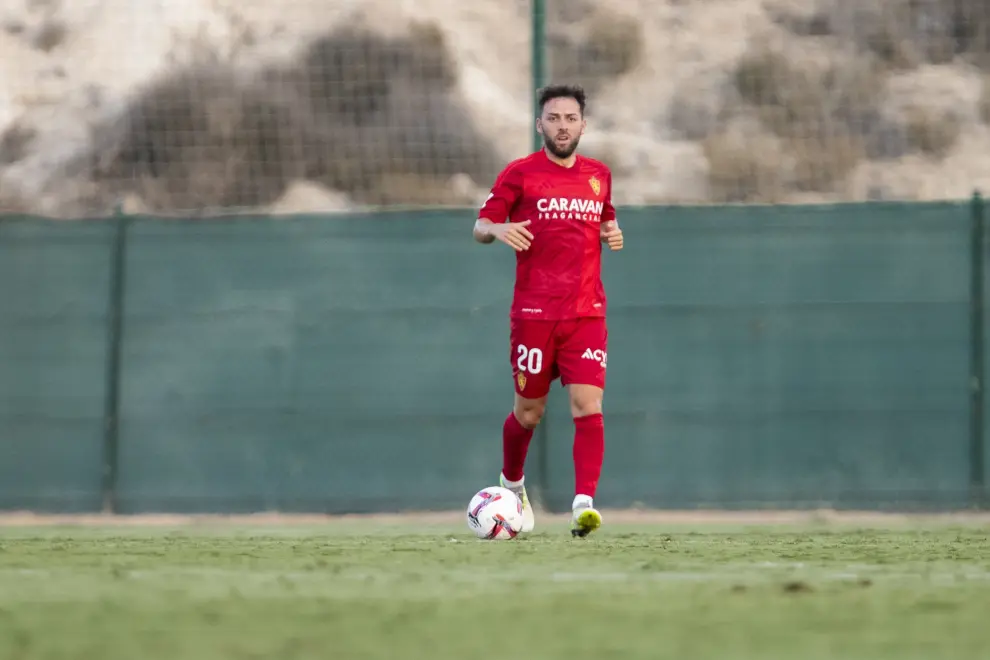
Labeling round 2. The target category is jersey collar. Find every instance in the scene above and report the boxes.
[540,147,581,171]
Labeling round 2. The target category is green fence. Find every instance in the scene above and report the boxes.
[1,200,987,514]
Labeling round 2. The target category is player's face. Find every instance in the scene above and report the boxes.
[537,97,586,159]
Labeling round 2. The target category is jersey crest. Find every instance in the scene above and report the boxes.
[589,176,601,196]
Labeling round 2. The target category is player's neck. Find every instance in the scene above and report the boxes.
[543,147,578,169]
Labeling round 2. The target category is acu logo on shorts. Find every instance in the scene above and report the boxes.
[581,348,607,369]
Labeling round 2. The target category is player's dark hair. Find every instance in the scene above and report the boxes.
[537,84,587,116]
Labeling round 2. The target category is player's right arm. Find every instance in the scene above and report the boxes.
[473,164,534,252]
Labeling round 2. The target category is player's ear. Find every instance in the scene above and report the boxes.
[535,118,544,135]
[580,118,587,135]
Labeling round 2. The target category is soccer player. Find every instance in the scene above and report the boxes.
[473,84,623,537]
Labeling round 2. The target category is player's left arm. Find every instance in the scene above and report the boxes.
[600,170,623,251]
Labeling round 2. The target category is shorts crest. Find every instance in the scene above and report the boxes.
[516,372,527,391]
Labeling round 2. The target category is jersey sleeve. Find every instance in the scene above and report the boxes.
[477,164,524,224]
[601,169,617,224]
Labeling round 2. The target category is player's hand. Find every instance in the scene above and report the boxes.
[491,220,534,252]
[601,222,623,251]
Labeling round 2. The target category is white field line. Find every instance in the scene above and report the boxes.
[3,565,990,583]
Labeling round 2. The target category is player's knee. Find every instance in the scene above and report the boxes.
[569,390,603,418]
[513,400,546,428]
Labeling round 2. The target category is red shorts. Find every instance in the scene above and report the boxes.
[509,317,608,398]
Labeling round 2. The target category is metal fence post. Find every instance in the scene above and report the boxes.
[970,190,986,509]
[530,0,555,509]
[531,0,546,153]
[101,209,129,514]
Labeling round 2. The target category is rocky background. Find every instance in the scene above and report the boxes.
[2,0,990,217]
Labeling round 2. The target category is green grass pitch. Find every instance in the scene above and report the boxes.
[0,512,988,659]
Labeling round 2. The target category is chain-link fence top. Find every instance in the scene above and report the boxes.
[2,0,990,217]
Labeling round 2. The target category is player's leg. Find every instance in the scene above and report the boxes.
[502,393,547,483]
[556,318,608,537]
[500,391,546,533]
[500,320,556,533]
[567,383,604,537]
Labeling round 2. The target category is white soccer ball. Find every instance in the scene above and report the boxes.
[466,486,524,540]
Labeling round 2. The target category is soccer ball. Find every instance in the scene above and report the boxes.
[466,486,524,540]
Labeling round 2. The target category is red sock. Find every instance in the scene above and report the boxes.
[573,413,605,498]
[502,412,534,482]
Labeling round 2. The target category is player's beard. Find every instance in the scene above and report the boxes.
[543,131,580,159]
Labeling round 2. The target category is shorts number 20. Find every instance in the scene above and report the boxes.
[516,344,543,374]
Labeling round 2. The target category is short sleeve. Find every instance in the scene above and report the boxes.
[601,169,617,224]
[478,164,523,224]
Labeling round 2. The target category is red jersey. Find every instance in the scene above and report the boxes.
[478,149,616,321]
